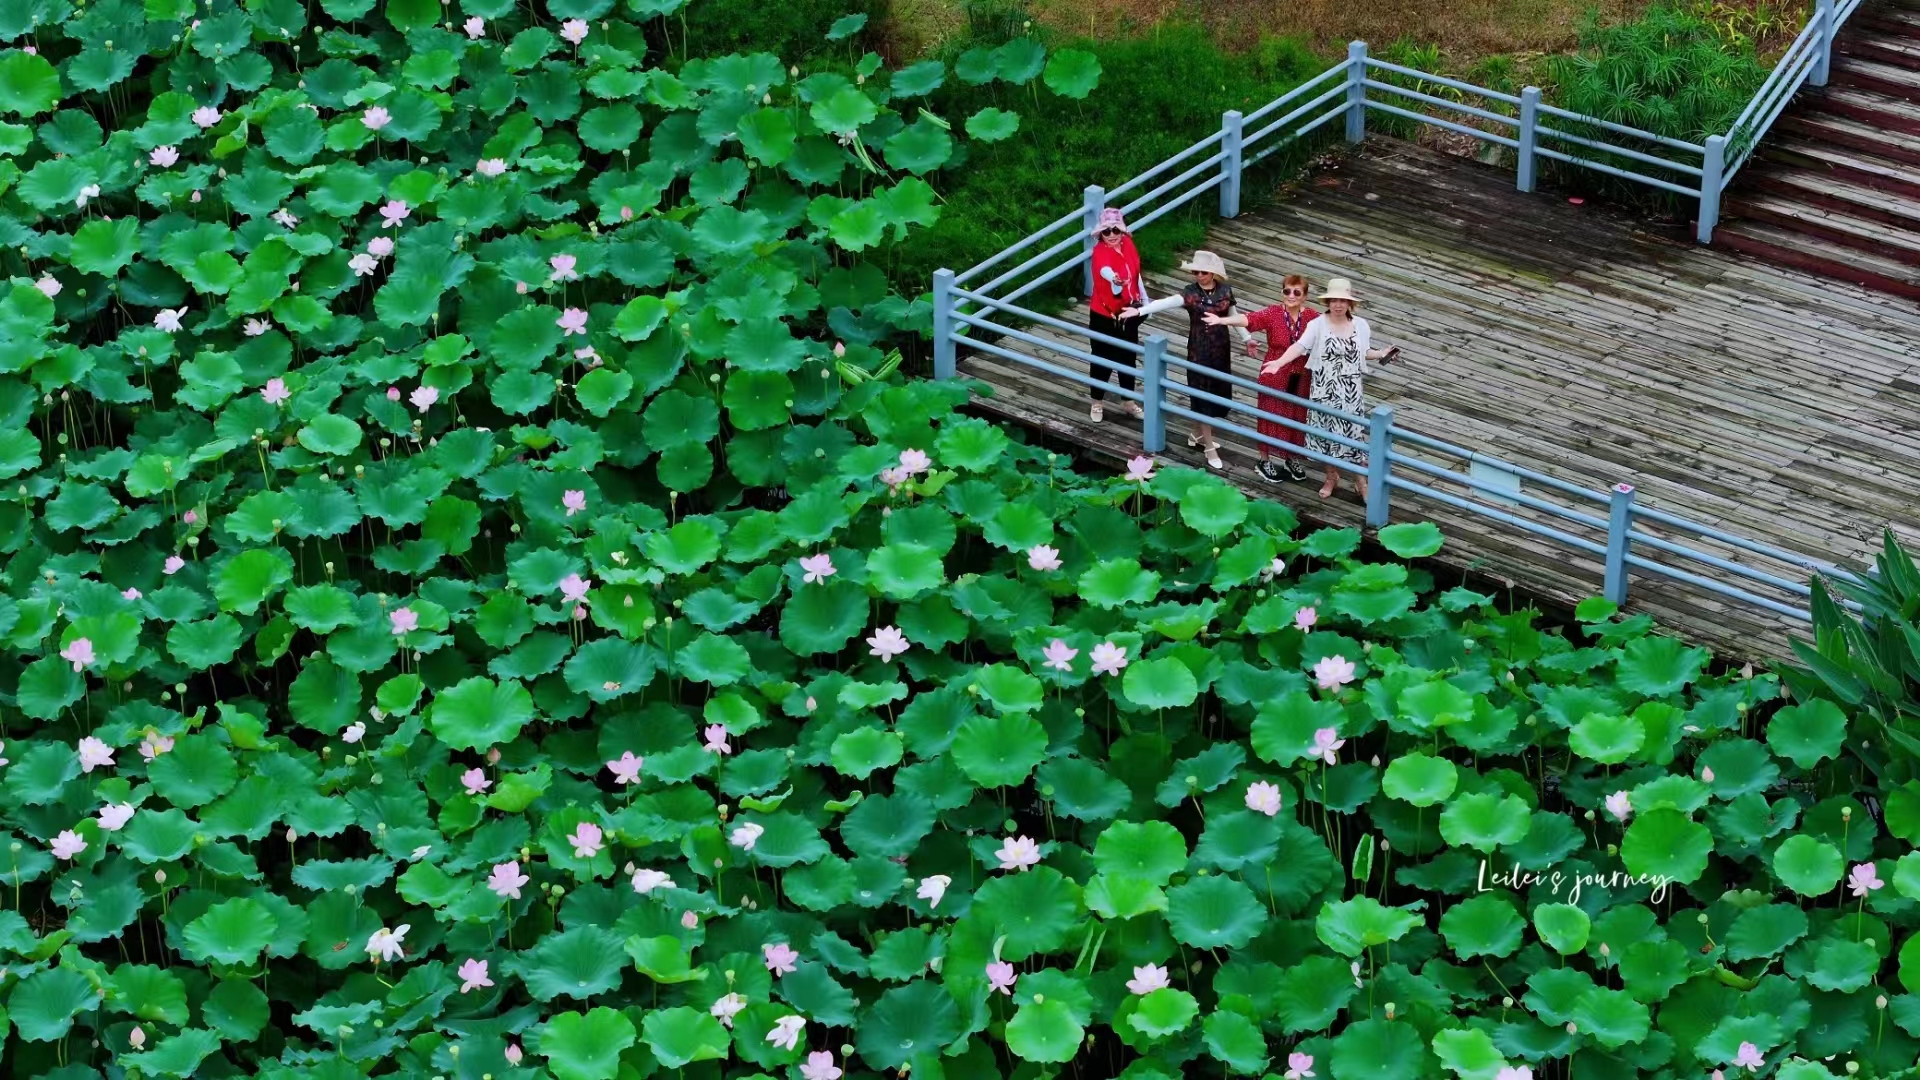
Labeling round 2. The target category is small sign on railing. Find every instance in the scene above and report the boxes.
[1468,456,1521,508]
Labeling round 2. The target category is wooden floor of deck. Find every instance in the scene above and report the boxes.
[957,138,1920,661]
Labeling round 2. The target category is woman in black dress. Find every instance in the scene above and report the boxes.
[1121,250,1235,470]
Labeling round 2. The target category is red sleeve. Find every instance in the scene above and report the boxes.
[1244,306,1279,334]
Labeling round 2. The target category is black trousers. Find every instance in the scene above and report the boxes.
[1088,312,1142,400]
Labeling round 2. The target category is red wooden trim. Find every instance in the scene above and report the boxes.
[1835,65,1920,101]
[1726,198,1920,268]
[1746,172,1920,234]
[1813,93,1920,138]
[1779,116,1920,168]
[1839,39,1920,72]
[1713,228,1920,300]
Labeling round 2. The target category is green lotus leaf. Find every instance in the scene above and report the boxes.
[507,926,626,1001]
[428,676,536,751]
[1330,1018,1430,1080]
[1165,874,1266,949]
[1766,699,1846,769]
[182,897,277,966]
[1431,1026,1505,1079]
[1128,987,1198,1039]
[1621,806,1713,884]
[1007,998,1082,1063]
[1439,894,1525,959]
[9,966,102,1041]
[1317,896,1419,956]
[1439,791,1532,852]
[1773,834,1844,896]
[857,980,961,1070]
[1383,753,1458,806]
[1042,48,1103,99]
[966,106,1020,142]
[540,1007,638,1080]
[972,867,1081,959]
[1569,712,1645,764]
[1123,656,1199,709]
[1532,903,1592,955]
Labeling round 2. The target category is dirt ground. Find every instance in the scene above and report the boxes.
[886,0,1807,66]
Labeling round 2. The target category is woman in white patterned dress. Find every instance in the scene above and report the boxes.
[1216,278,1398,500]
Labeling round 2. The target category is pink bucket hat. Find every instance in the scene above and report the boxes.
[1095,207,1129,234]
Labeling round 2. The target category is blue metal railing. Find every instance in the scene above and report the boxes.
[928,25,1874,627]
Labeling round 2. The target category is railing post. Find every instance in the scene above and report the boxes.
[1081,184,1105,297]
[1516,87,1541,193]
[1140,335,1167,454]
[1220,109,1244,219]
[1604,482,1636,606]
[932,268,955,380]
[1696,135,1726,244]
[1811,0,1836,87]
[1364,404,1392,528]
[1345,42,1368,144]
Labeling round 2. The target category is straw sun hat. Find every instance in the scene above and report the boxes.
[1178,251,1229,280]
[1319,277,1359,303]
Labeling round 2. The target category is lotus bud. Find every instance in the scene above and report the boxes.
[1599,943,1610,956]
[1584,810,1595,821]
[1877,995,1888,1009]
[1845,1065,1859,1076]
[1702,766,1714,782]
[155,869,166,884]
[1696,913,1709,924]
[623,596,633,608]
[286,828,296,843]
[130,1026,146,1048]
[1565,1022,1576,1034]
[1370,756,1380,767]
[488,748,501,763]
[682,910,698,929]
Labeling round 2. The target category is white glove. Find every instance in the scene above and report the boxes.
[1099,266,1122,295]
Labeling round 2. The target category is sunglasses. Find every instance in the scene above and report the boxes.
[1100,228,1122,236]
[1282,287,1305,297]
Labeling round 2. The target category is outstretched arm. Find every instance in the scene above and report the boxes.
[1119,295,1182,319]
[1203,312,1250,328]
[1261,340,1307,375]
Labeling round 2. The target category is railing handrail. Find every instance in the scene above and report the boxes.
[927,14,1868,638]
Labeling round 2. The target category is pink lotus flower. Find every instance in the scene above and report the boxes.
[867,625,910,662]
[1042,638,1077,672]
[504,1044,523,1065]
[899,448,930,474]
[61,637,95,672]
[1126,963,1170,995]
[1733,1042,1764,1069]
[549,254,578,281]
[729,822,763,850]
[878,466,906,490]
[560,573,591,602]
[98,803,136,831]
[631,868,671,894]
[390,607,418,635]
[681,910,698,929]
[244,318,270,337]
[572,605,587,622]
[1126,455,1155,481]
[1313,654,1356,691]
[800,1051,843,1080]
[487,861,529,899]
[917,874,950,909]
[366,924,408,963]
[1312,727,1345,765]
[606,751,643,786]
[621,206,634,220]
[1702,765,1716,783]
[1089,641,1128,676]
[362,106,391,131]
[139,732,172,761]
[463,15,484,37]
[183,509,198,524]
[1605,791,1632,822]
[1263,557,1288,580]
[1285,1052,1316,1079]
[996,835,1040,872]
[475,158,507,177]
[702,724,732,755]
[50,831,86,860]
[273,208,299,229]
[76,183,101,208]
[710,992,746,1027]
[150,146,179,167]
[409,386,438,411]
[557,308,588,336]
[1245,781,1282,817]
[986,961,1017,995]
[562,490,586,517]
[560,18,588,43]
[461,768,491,795]
[154,308,186,333]
[1028,545,1062,571]
[77,736,114,773]
[163,556,185,575]
[800,553,835,584]
[349,253,378,277]
[34,276,60,298]
[766,1015,805,1052]
[1295,606,1318,631]
[342,722,365,744]
[261,378,290,405]
[129,1027,145,1049]
[379,200,410,228]
[567,822,604,859]
[192,106,221,129]
[122,588,141,601]
[1849,862,1884,897]
[458,958,492,993]
[1494,1067,1531,1080]
[383,387,401,402]
[763,941,799,976]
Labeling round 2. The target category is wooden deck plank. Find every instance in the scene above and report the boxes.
[950,137,1920,661]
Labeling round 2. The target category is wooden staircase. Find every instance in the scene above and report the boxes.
[1716,1,1920,301]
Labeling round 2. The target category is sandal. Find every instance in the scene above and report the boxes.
[1090,402,1104,423]
[1204,446,1224,470]
[1125,401,1144,419]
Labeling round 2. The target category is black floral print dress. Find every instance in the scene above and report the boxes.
[1180,282,1236,419]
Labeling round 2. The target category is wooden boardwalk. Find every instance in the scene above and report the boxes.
[956,138,1920,661]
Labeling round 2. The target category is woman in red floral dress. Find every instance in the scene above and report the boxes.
[1210,274,1317,483]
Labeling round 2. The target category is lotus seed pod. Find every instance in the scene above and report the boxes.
[1843,805,1853,818]
[1845,1064,1860,1076]
[1501,996,1513,1007]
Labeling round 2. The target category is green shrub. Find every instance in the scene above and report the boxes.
[896,23,1337,306]
[1547,2,1766,141]
[680,0,887,62]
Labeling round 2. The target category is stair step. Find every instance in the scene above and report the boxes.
[1861,11,1920,37]
[1728,192,1920,266]
[1778,111,1920,168]
[1810,85,1920,137]
[1834,56,1920,100]
[1750,164,1920,232]
[1712,221,1920,300]
[1840,37,1920,71]
[1764,135,1920,199]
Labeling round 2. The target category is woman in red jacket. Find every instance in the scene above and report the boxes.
[1087,208,1145,423]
